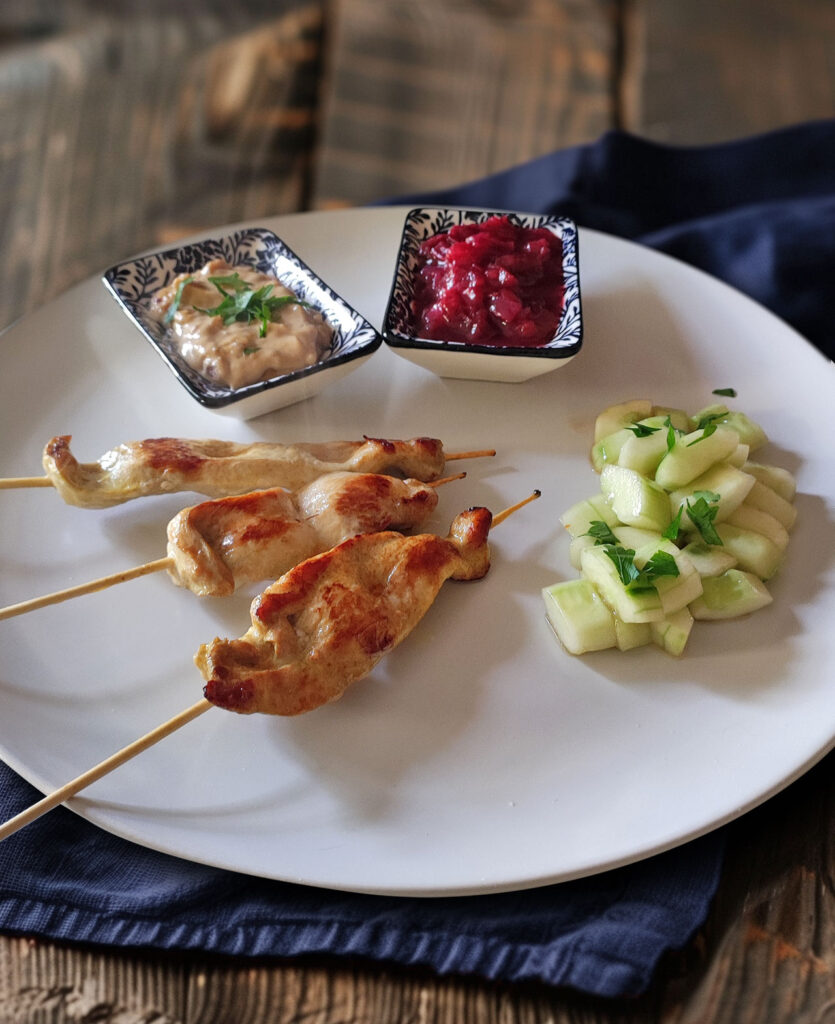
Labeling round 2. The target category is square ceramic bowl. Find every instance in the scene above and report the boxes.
[383,208,581,383]
[103,227,381,419]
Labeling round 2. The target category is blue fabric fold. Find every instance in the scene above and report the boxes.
[383,120,834,360]
[2,120,831,998]
[0,762,723,997]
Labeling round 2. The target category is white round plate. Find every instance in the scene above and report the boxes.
[0,208,833,896]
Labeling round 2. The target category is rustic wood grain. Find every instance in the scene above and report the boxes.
[311,0,620,207]
[622,0,835,142]
[0,0,325,333]
[0,938,188,1023]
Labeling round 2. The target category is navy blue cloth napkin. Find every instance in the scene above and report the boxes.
[387,119,834,361]
[2,121,832,998]
[0,767,721,998]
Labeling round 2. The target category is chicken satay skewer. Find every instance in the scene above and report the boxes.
[0,455,493,491]
[0,492,539,841]
[0,472,465,622]
[0,436,495,505]
[199,490,541,715]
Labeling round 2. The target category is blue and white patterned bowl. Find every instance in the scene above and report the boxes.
[383,208,582,383]
[103,227,382,419]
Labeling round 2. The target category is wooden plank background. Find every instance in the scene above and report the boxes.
[311,0,618,205]
[1,1,833,1021]
[1,0,833,332]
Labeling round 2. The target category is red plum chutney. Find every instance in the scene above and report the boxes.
[411,216,565,347]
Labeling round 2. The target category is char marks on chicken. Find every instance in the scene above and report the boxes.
[42,435,446,509]
[196,507,492,715]
[166,472,440,597]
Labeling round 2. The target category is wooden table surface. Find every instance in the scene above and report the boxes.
[1,2,833,1020]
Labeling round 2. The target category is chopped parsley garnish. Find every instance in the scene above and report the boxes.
[712,387,737,397]
[163,276,194,324]
[687,423,717,445]
[196,271,313,339]
[694,410,727,430]
[603,544,680,593]
[207,272,249,289]
[626,422,660,438]
[585,520,620,545]
[692,489,721,504]
[635,550,681,590]
[604,545,639,586]
[662,506,684,541]
[664,416,678,452]
[685,491,723,545]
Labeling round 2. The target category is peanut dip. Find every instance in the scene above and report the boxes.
[151,260,333,390]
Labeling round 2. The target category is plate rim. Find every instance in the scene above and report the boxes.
[1,206,833,896]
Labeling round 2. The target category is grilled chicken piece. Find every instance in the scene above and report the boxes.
[196,507,492,715]
[166,472,439,597]
[43,435,446,509]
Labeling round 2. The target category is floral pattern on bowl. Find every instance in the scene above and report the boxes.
[103,227,382,419]
[383,208,582,383]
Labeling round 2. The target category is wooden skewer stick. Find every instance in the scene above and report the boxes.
[0,558,173,622]
[491,489,541,527]
[0,476,52,489]
[427,471,466,486]
[0,698,213,843]
[0,475,467,622]
[444,448,496,462]
[0,491,538,841]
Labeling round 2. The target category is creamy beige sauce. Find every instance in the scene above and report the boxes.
[151,260,333,390]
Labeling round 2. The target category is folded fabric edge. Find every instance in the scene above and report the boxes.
[0,827,724,1000]
[0,895,671,998]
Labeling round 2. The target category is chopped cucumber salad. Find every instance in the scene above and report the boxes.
[543,396,797,658]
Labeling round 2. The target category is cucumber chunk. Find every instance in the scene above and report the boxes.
[713,523,784,580]
[679,541,738,578]
[617,418,671,477]
[633,540,703,615]
[689,570,773,620]
[614,618,653,651]
[570,526,664,572]
[690,403,729,429]
[691,405,768,451]
[600,464,672,532]
[594,399,653,443]
[613,525,664,549]
[659,574,704,615]
[654,426,739,490]
[569,534,597,571]
[556,397,790,657]
[725,443,750,468]
[579,545,665,623]
[669,463,755,524]
[743,462,796,502]
[591,428,631,473]
[651,607,694,656]
[745,480,797,530]
[724,504,789,551]
[651,406,691,431]
[654,571,703,615]
[542,580,616,654]
[560,495,620,538]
